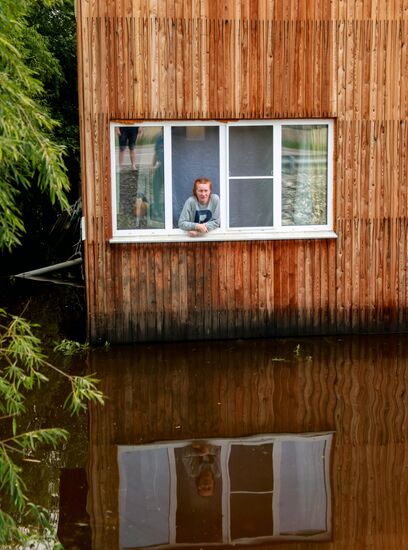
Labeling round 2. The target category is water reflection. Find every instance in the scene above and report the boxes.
[118,433,333,548]
[58,468,91,548]
[79,335,408,549]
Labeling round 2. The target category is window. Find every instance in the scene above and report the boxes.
[110,120,335,242]
[118,433,333,548]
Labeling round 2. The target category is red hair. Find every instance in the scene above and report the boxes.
[192,177,212,198]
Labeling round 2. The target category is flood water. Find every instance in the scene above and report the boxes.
[2,279,408,549]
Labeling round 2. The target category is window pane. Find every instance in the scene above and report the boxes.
[174,445,223,543]
[115,126,165,230]
[230,493,273,540]
[118,449,170,548]
[281,125,328,226]
[229,444,273,492]
[278,439,329,535]
[229,179,273,227]
[229,126,273,177]
[172,126,220,228]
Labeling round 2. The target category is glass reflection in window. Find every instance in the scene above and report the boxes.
[115,126,165,230]
[281,125,328,226]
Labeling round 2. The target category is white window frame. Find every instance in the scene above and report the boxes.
[110,120,336,243]
[118,432,333,547]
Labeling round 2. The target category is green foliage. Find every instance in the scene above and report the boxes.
[0,0,71,252]
[53,338,111,356]
[64,374,105,415]
[0,504,64,549]
[0,308,105,547]
[53,338,91,356]
[25,0,80,174]
[268,344,313,364]
[293,344,312,362]
[102,340,111,351]
[0,1,98,546]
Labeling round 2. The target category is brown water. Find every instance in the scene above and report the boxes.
[2,280,408,549]
[60,335,407,550]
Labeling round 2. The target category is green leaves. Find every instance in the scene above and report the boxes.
[0,509,27,547]
[53,338,90,356]
[64,374,105,415]
[0,445,27,510]
[0,308,105,546]
[0,503,65,548]
[0,310,47,417]
[0,0,71,252]
[0,0,87,545]
[2,427,68,452]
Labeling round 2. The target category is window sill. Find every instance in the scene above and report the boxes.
[109,229,337,244]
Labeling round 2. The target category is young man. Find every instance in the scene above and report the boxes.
[178,177,220,237]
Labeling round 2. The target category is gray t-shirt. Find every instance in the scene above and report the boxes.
[178,194,220,231]
[181,444,221,478]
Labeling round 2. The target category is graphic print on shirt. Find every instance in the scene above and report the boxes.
[194,210,212,223]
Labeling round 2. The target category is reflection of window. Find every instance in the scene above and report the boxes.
[278,439,329,536]
[118,433,333,548]
[110,120,334,242]
[229,444,274,539]
[175,444,223,544]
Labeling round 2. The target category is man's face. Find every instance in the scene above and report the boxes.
[196,183,211,205]
[197,469,214,497]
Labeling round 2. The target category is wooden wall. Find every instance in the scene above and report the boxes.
[87,335,408,549]
[76,0,408,342]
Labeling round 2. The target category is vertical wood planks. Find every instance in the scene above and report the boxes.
[76,0,408,342]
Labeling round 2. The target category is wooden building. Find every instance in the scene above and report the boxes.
[76,1,408,343]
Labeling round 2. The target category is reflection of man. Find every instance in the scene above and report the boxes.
[116,126,139,170]
[133,192,149,228]
[151,132,164,221]
[182,444,221,497]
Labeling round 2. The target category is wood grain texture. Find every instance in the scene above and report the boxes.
[87,335,408,549]
[76,1,408,342]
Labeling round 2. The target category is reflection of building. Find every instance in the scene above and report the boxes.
[86,336,408,549]
[57,468,91,549]
[118,434,333,548]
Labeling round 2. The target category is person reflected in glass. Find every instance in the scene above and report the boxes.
[132,192,149,228]
[182,443,221,497]
[178,177,220,237]
[151,131,164,222]
[116,126,139,170]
